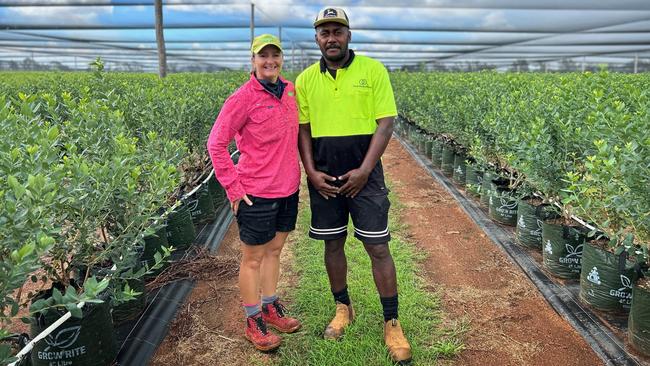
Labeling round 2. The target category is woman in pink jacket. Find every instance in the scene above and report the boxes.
[207,34,301,352]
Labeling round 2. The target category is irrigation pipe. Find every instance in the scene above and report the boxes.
[8,302,86,366]
[531,192,598,232]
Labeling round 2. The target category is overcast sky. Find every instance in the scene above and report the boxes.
[1,0,650,70]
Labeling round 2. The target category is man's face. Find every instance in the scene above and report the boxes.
[315,22,351,63]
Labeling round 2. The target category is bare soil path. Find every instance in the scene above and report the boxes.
[382,139,603,366]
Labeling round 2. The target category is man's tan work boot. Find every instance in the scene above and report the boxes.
[384,318,412,364]
[323,302,355,340]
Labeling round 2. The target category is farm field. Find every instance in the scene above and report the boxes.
[1,69,649,366]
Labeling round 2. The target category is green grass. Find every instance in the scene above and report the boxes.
[269,188,464,366]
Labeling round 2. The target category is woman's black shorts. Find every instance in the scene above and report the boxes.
[236,190,299,245]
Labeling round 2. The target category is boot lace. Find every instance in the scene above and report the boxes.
[272,300,288,318]
[252,314,269,335]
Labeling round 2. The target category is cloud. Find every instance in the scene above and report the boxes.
[7,2,113,24]
[481,11,513,29]
[172,0,252,15]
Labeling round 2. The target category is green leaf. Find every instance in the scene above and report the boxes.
[52,288,64,304]
[66,303,83,318]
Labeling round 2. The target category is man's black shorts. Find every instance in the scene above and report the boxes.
[236,190,299,245]
[307,183,391,245]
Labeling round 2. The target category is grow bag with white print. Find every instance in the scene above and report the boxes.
[629,279,650,356]
[186,184,216,225]
[30,290,117,366]
[464,165,483,197]
[487,178,518,226]
[579,241,637,313]
[541,221,587,279]
[452,153,467,185]
[516,200,557,249]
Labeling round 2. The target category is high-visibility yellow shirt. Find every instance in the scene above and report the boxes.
[296,53,397,138]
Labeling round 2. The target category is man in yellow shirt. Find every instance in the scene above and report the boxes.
[296,7,411,363]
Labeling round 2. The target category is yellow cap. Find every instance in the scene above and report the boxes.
[314,7,349,28]
[251,34,282,54]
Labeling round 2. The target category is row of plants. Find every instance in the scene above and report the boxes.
[0,67,247,365]
[391,70,650,356]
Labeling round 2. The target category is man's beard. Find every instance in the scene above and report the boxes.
[323,46,348,62]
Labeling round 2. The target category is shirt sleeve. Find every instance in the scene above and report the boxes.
[295,73,310,124]
[206,91,248,202]
[372,63,398,120]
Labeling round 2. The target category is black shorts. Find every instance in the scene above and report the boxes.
[236,191,299,245]
[307,183,391,245]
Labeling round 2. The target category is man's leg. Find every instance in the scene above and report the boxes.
[324,236,348,297]
[351,195,411,363]
[322,236,355,339]
[307,183,354,339]
[363,242,397,297]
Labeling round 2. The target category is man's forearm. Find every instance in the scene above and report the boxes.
[298,123,317,175]
[359,116,394,174]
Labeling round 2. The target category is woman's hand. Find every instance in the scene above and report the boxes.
[232,194,253,215]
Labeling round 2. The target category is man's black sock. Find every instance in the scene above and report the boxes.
[380,294,399,322]
[332,285,351,306]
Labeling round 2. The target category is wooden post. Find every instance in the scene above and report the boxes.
[154,0,167,78]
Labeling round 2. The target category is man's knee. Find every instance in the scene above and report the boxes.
[324,236,347,253]
[364,243,391,261]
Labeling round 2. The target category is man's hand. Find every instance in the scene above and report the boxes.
[231,194,253,215]
[308,171,339,199]
[338,168,370,198]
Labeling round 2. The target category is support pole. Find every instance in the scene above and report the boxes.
[634,53,638,74]
[154,0,167,78]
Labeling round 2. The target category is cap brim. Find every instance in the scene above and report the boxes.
[313,19,349,28]
[252,43,283,54]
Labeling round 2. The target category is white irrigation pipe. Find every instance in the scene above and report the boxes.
[183,149,238,200]
[8,301,86,366]
[532,192,598,232]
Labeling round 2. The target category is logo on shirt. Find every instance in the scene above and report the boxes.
[288,91,295,97]
[353,79,370,88]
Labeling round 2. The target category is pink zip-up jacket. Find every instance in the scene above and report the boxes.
[207,74,300,202]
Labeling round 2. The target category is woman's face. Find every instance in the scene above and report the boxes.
[252,45,283,83]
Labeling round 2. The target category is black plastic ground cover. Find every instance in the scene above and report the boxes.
[396,135,643,366]
[114,202,234,366]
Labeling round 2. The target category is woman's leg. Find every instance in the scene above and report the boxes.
[240,240,283,351]
[239,242,268,306]
[259,231,301,333]
[260,231,289,297]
